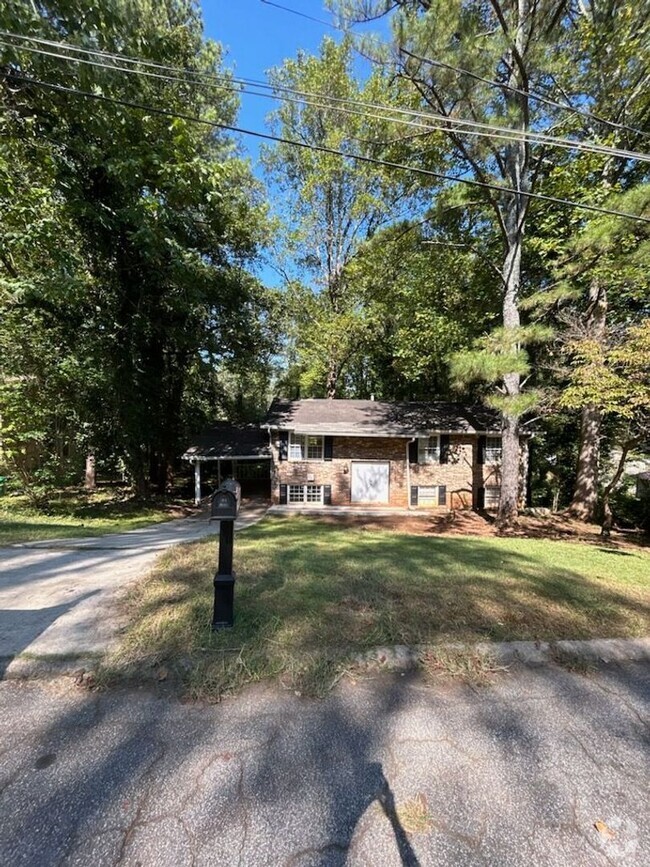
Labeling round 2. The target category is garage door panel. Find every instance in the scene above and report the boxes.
[351,462,389,503]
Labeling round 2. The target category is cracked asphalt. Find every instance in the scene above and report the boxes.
[0,662,648,866]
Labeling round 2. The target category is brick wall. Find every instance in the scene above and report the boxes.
[410,435,474,509]
[271,434,481,509]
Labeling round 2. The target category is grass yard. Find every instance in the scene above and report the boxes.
[102,515,650,699]
[0,487,184,545]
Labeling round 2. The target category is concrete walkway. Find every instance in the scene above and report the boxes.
[0,504,267,668]
[0,662,648,866]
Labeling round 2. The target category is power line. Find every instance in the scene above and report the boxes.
[3,31,650,164]
[401,48,650,143]
[8,38,646,162]
[7,70,650,226]
[259,0,650,141]
[7,30,648,161]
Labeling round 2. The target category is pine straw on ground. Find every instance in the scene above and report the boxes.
[313,510,648,550]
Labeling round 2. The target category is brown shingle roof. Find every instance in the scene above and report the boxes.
[263,399,501,436]
[182,423,271,460]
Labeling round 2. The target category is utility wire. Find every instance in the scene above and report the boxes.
[259,0,650,141]
[7,38,648,162]
[3,31,650,164]
[7,70,650,226]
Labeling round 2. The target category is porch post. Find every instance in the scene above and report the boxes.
[217,458,222,487]
[194,460,202,506]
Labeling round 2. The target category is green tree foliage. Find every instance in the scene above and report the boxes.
[0,0,274,493]
[333,0,650,526]
[264,36,430,398]
[343,221,501,399]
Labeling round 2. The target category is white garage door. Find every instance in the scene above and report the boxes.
[351,461,390,504]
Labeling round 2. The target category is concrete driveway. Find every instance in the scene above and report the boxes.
[0,505,266,670]
[0,662,648,866]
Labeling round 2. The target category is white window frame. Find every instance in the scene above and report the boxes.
[288,484,324,504]
[484,486,501,509]
[485,436,502,463]
[418,435,440,464]
[289,433,324,461]
[417,485,439,506]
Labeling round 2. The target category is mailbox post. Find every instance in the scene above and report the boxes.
[210,479,241,629]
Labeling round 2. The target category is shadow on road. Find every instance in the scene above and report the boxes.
[0,590,99,679]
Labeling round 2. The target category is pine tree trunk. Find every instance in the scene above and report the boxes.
[568,279,608,522]
[496,1,530,530]
[568,404,602,521]
[497,231,524,530]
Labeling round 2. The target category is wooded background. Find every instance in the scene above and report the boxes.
[1,0,648,529]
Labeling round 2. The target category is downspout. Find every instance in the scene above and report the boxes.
[406,437,416,511]
[262,424,274,499]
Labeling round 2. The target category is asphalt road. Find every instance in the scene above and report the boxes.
[0,507,266,666]
[0,662,648,866]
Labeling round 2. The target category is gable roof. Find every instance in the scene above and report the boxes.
[263,398,501,437]
[182,422,271,461]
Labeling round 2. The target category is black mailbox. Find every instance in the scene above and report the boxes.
[210,479,241,522]
[210,479,241,630]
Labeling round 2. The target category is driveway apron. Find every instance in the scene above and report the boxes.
[0,505,266,666]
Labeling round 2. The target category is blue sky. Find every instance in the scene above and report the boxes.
[200,1,388,286]
[202,1,340,285]
[202,1,336,162]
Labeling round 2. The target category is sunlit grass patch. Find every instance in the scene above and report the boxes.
[0,487,179,544]
[99,516,650,700]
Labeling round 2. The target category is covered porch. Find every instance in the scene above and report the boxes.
[182,423,272,505]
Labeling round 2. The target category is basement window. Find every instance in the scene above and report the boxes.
[417,486,439,507]
[288,484,323,504]
[484,486,501,509]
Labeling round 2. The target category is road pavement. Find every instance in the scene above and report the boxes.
[0,505,267,667]
[0,662,648,866]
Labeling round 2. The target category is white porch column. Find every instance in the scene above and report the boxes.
[194,460,202,506]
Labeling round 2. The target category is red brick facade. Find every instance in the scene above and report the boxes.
[270,433,525,510]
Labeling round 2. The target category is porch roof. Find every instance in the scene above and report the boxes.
[182,423,271,461]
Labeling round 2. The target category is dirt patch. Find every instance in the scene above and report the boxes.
[306,510,649,550]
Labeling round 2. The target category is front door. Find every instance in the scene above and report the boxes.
[351,461,390,504]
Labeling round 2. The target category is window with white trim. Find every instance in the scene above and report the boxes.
[417,485,439,506]
[289,434,324,461]
[418,435,440,463]
[485,436,502,463]
[484,486,501,509]
[288,484,324,504]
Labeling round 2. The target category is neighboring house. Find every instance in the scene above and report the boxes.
[262,398,529,511]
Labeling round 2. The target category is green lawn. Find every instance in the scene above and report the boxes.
[0,488,180,545]
[103,516,650,699]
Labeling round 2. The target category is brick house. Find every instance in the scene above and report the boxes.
[263,398,529,511]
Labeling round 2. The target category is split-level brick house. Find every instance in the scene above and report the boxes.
[263,398,530,510]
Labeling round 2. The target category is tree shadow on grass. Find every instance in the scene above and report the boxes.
[232,523,649,647]
[111,518,649,701]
